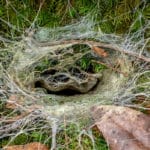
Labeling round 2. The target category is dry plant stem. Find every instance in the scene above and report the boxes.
[64,115,69,150]
[0,35,15,43]
[124,104,150,111]
[92,60,128,77]
[0,103,42,123]
[36,39,150,62]
[0,113,29,123]
[78,130,85,150]
[0,110,43,138]
[51,119,58,150]
[28,0,45,30]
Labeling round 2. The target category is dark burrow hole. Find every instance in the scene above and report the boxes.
[34,79,100,96]
[41,69,57,76]
[47,88,82,96]
[68,67,87,79]
[53,74,70,82]
[34,80,81,95]
[34,51,103,96]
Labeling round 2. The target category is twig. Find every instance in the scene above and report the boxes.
[51,119,58,150]
[36,39,150,62]
[28,0,45,30]
[92,60,129,77]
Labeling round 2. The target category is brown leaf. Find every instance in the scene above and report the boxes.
[91,105,150,150]
[92,46,108,57]
[4,142,49,150]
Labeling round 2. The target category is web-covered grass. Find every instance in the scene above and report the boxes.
[0,0,150,149]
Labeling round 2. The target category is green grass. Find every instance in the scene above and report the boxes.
[136,72,150,85]
[0,0,149,38]
[0,121,108,150]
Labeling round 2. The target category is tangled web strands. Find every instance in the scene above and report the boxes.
[0,8,150,150]
[33,17,97,42]
[10,15,150,73]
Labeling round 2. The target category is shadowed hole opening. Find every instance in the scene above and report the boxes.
[34,79,100,96]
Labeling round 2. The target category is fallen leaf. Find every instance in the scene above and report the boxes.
[92,46,108,57]
[91,105,150,150]
[4,142,49,150]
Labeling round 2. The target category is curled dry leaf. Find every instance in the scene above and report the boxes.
[91,105,150,150]
[3,142,49,150]
[92,46,108,57]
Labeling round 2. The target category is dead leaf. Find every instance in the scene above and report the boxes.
[4,142,49,150]
[92,46,108,57]
[91,105,150,150]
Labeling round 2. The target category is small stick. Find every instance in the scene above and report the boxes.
[92,60,128,77]
[37,39,150,62]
